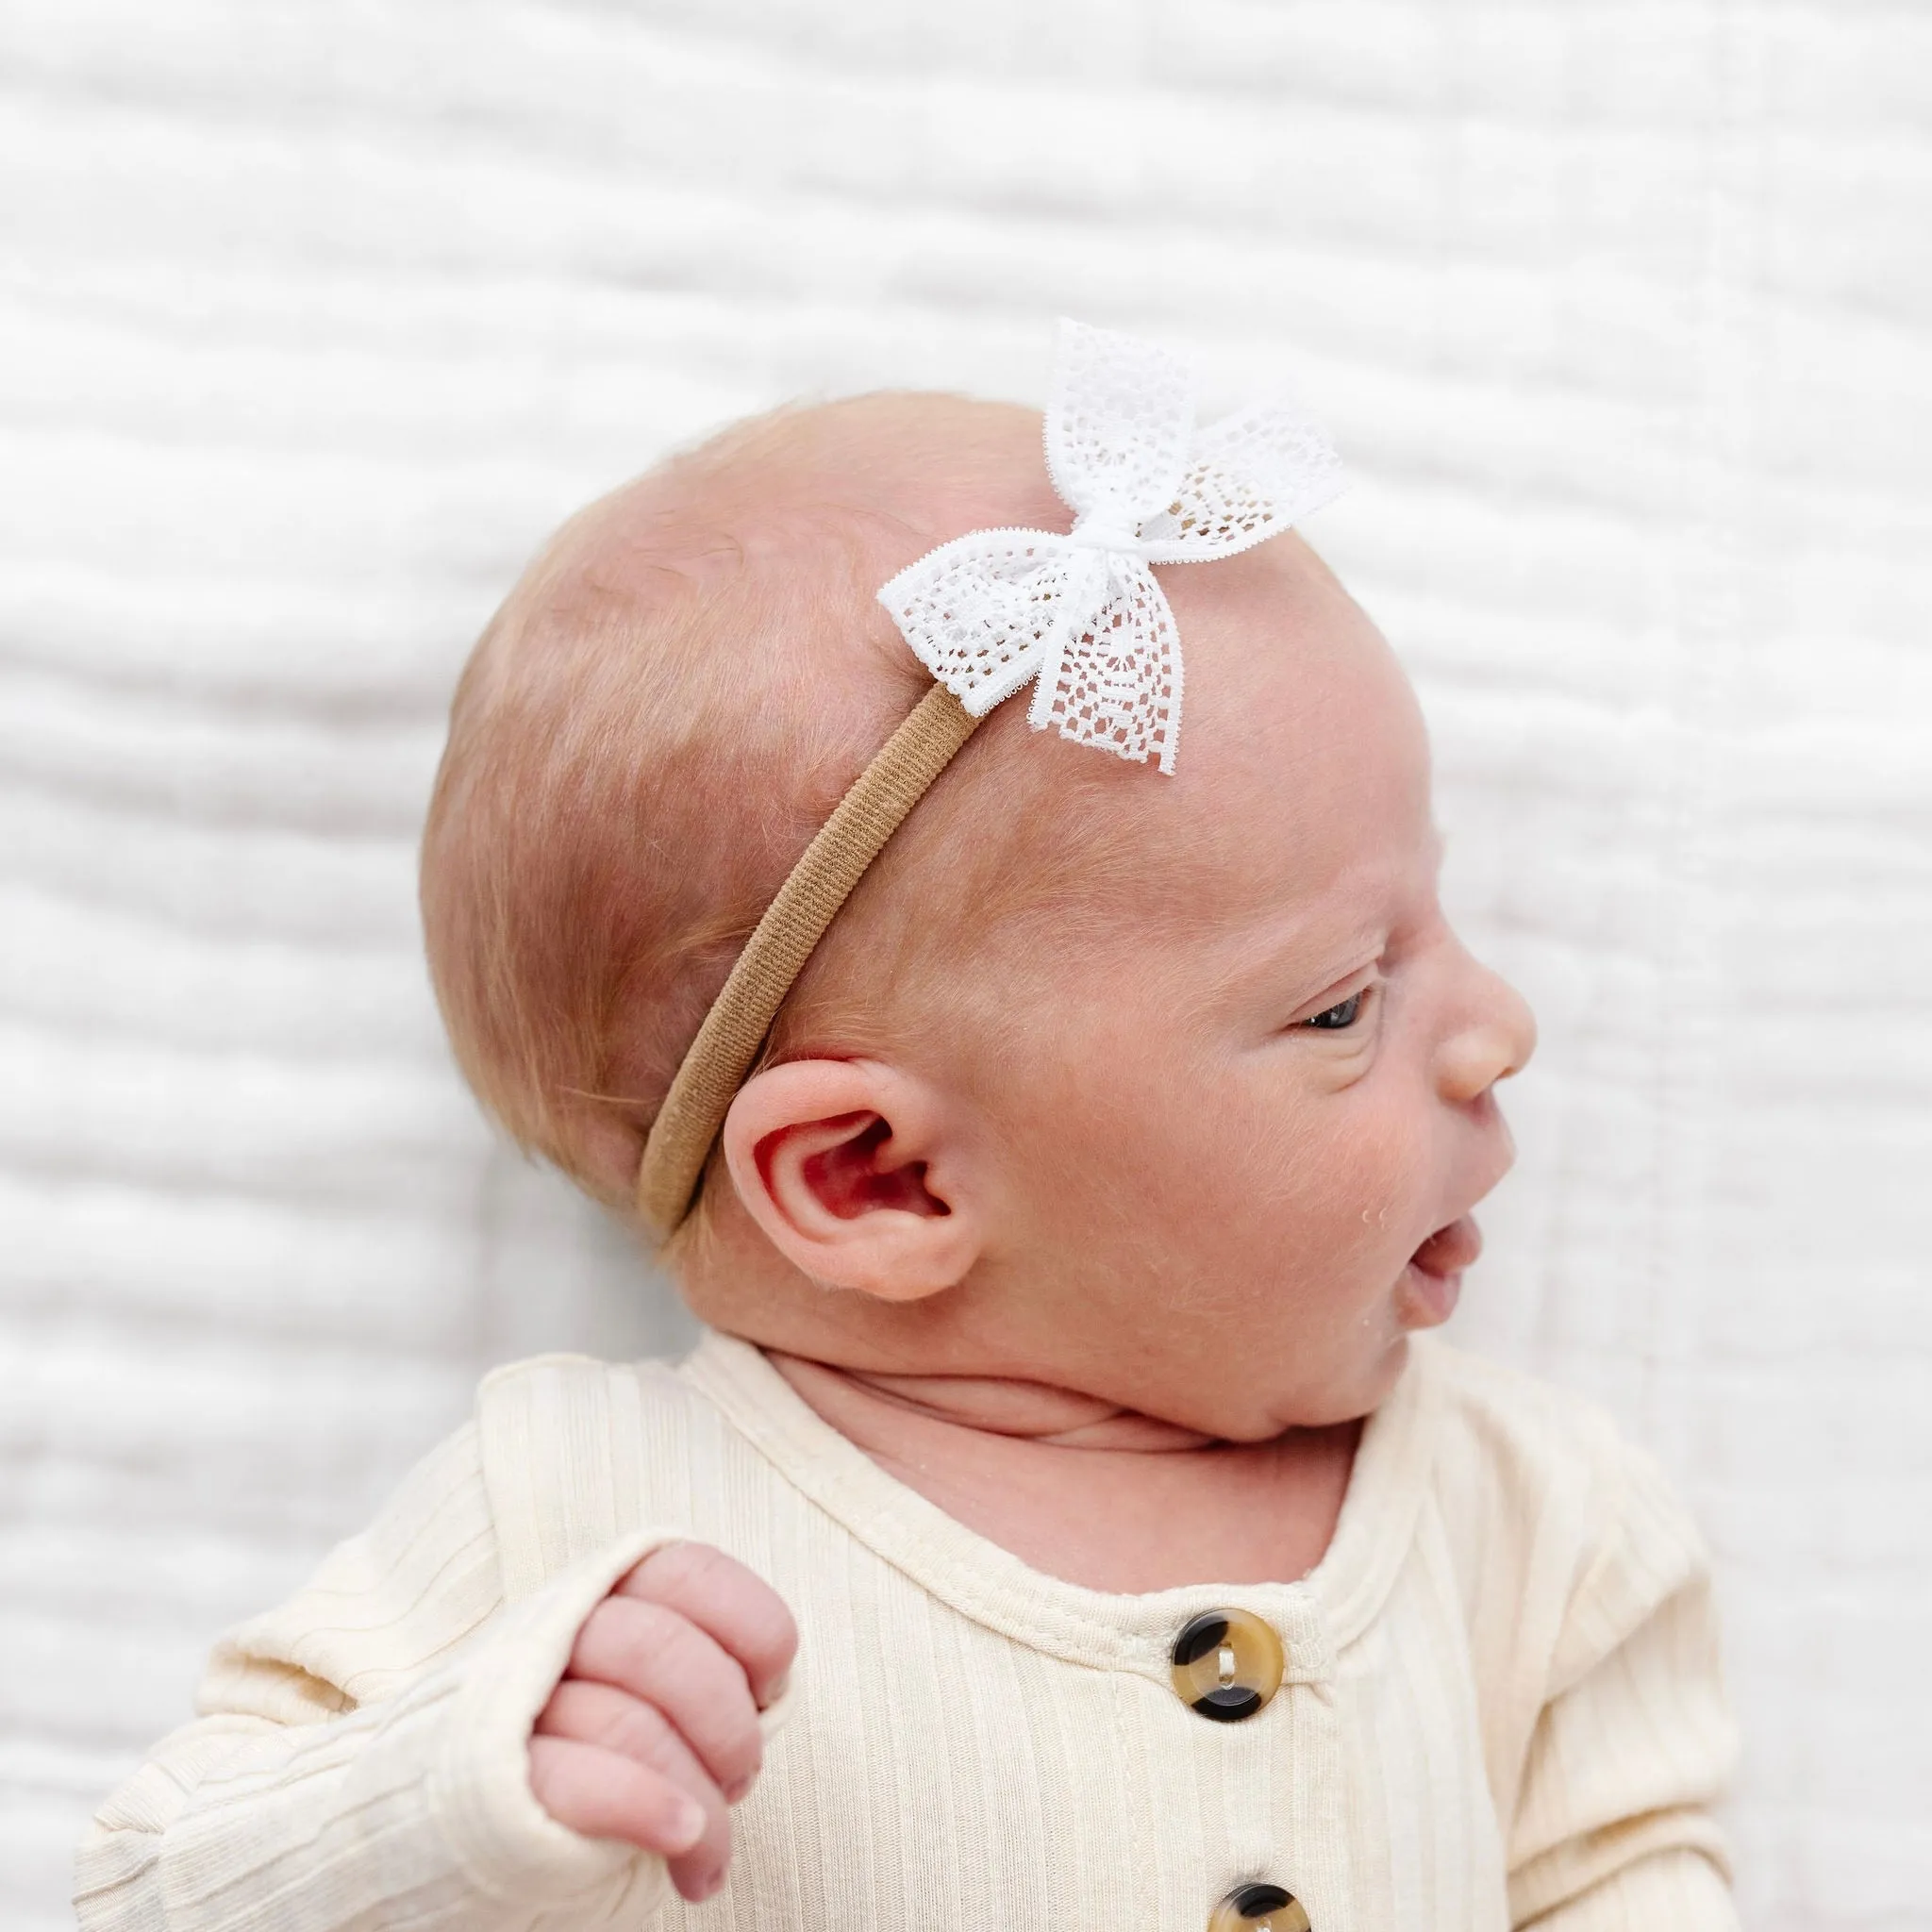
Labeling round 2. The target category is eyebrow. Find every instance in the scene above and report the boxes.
[1209,820,1446,1008]
[1241,914,1387,999]
[1246,840,1443,998]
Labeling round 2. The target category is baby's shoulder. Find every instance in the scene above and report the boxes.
[476,1346,701,1414]
[470,1347,750,1599]
[1405,1339,1711,1655]
[1414,1336,1634,1491]
[475,1347,721,1464]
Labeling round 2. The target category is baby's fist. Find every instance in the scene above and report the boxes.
[529,1541,797,1904]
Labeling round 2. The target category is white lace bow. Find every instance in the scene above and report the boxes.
[876,319,1344,774]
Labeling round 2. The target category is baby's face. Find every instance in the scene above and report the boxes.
[956,540,1536,1437]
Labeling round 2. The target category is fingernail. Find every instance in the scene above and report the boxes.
[670,1798,707,1852]
[761,1670,791,1709]
[724,1774,752,1804]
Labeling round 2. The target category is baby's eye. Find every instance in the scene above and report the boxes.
[1304,989,1367,1031]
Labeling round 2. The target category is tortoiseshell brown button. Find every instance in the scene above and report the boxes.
[1170,1607,1284,1723]
[1208,1882,1311,1932]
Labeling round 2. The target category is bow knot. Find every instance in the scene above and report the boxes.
[877,319,1343,774]
[1064,510,1151,556]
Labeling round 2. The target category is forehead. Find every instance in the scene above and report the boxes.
[1146,537,1434,932]
[757,483,1436,1095]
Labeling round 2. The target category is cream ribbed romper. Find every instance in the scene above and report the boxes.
[74,1333,1738,1932]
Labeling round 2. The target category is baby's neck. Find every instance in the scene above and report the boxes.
[777,1353,1222,1450]
[767,1348,1359,1593]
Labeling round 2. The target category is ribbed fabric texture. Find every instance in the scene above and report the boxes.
[74,1336,1739,1932]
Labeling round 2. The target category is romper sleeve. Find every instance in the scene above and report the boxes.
[1506,1433,1740,1931]
[72,1415,680,1932]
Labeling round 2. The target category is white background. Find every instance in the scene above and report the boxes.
[3,5,1929,1927]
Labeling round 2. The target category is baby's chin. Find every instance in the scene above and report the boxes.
[1260,1216,1482,1431]
[1230,1326,1417,1438]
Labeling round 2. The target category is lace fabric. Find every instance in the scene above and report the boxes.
[877,319,1343,775]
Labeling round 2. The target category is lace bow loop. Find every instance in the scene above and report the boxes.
[1139,403,1348,564]
[877,319,1343,775]
[1045,319,1196,541]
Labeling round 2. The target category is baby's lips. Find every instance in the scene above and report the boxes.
[1411,1214,1482,1277]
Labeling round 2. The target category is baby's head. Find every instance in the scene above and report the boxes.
[422,376,1536,1439]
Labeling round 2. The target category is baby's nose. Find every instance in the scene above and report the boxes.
[1433,955,1538,1103]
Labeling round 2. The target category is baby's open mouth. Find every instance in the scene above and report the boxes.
[1400,1215,1482,1325]
[1409,1215,1482,1279]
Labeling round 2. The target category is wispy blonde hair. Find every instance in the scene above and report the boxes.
[420,392,1119,1250]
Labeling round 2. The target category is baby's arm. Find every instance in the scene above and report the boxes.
[1504,1437,1740,1930]
[74,1421,792,1931]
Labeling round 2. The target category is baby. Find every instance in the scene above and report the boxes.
[75,325,1737,1932]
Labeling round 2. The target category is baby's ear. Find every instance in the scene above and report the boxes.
[721,1059,985,1299]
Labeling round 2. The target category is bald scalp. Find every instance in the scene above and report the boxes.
[419,391,1349,1254]
[422,394,1051,1217]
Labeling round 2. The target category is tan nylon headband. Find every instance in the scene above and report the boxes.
[634,683,982,1236]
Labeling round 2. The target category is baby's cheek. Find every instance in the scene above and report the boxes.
[1302,1091,1437,1269]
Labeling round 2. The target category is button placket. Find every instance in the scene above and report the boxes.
[1166,1607,1310,1929]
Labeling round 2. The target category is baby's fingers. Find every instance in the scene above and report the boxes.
[527,1734,707,1858]
[618,1542,797,1710]
[569,1597,764,1800]
[537,1678,733,1902]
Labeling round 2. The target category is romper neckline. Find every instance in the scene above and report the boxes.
[675,1328,1443,1689]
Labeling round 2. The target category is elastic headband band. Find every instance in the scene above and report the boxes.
[630,320,1341,1237]
[634,683,980,1235]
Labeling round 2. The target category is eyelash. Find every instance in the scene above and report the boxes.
[1304,986,1372,1031]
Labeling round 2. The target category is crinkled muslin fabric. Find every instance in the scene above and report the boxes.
[4,7,1928,1930]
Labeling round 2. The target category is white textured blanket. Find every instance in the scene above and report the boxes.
[2,5,1927,1927]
